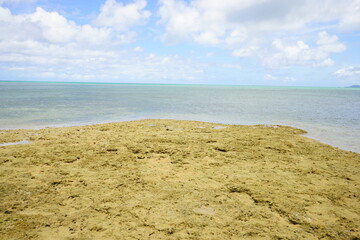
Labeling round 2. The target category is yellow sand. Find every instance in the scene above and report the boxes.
[0,119,359,239]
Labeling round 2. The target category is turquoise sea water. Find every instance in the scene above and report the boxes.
[0,81,359,153]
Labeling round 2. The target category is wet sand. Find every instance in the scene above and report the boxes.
[0,119,359,239]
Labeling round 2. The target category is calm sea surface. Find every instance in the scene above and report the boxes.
[0,81,359,153]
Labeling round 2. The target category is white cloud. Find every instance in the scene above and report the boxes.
[316,31,346,53]
[1,0,358,84]
[157,0,356,68]
[225,29,247,48]
[0,0,37,5]
[30,7,78,43]
[337,0,360,31]
[335,66,360,77]
[1,40,204,82]
[133,46,144,52]
[194,31,220,45]
[222,63,241,69]
[0,6,121,45]
[75,24,116,45]
[264,73,296,83]
[263,31,346,67]
[94,0,150,31]
[157,0,202,43]
[158,0,360,43]
[0,5,203,82]
[264,74,278,81]
[232,45,258,57]
[206,52,214,57]
[315,58,335,67]
[284,77,296,83]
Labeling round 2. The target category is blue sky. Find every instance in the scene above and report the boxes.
[0,0,359,86]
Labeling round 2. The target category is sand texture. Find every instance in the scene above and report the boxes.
[0,119,359,239]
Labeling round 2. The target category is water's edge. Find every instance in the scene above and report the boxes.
[1,118,358,154]
[0,140,31,147]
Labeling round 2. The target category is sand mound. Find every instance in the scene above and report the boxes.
[0,119,359,239]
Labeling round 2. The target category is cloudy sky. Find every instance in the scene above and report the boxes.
[0,0,359,86]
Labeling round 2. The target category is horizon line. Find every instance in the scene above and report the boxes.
[0,79,356,88]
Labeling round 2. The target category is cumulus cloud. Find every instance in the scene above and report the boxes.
[335,66,360,77]
[157,0,203,44]
[1,0,358,84]
[0,4,203,82]
[30,7,78,43]
[158,0,360,43]
[315,58,335,67]
[0,0,37,5]
[232,45,258,57]
[263,31,346,67]
[94,0,150,31]
[133,46,144,52]
[264,74,296,83]
[157,0,355,68]
[0,6,125,45]
[225,29,248,48]
[264,74,278,81]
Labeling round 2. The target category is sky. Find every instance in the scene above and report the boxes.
[0,0,359,86]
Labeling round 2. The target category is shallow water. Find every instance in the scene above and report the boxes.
[0,140,31,147]
[0,81,359,152]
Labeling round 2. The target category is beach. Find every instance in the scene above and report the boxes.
[0,119,359,239]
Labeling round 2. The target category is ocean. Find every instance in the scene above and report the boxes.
[0,81,359,153]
